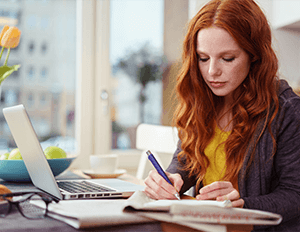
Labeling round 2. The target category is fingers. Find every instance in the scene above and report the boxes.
[216,188,239,202]
[199,181,232,195]
[144,170,182,200]
[144,170,176,200]
[231,198,245,208]
[167,172,183,193]
[197,181,233,200]
[196,181,243,208]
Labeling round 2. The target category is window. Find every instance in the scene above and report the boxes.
[41,17,49,30]
[40,67,48,80]
[4,89,18,105]
[27,66,35,80]
[28,41,35,53]
[0,90,4,103]
[27,14,37,29]
[27,93,34,108]
[1,0,153,168]
[41,42,47,54]
[110,0,164,149]
[0,0,77,155]
[39,93,47,106]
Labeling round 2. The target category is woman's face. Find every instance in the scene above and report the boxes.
[197,26,250,102]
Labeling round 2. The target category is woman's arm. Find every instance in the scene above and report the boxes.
[144,141,197,200]
[166,141,197,195]
[243,91,300,225]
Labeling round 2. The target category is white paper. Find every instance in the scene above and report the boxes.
[45,190,282,231]
[124,190,231,211]
[124,191,282,226]
[171,205,282,225]
[46,199,153,229]
[133,211,227,232]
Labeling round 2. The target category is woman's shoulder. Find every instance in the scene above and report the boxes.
[277,79,300,123]
[278,79,300,105]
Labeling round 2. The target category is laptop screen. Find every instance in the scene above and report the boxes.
[3,104,63,199]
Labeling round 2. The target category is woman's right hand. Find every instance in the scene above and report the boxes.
[144,170,183,200]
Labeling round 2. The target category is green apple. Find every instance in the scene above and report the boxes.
[44,146,67,159]
[8,148,23,160]
[0,152,10,160]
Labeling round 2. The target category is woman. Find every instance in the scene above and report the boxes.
[144,0,300,231]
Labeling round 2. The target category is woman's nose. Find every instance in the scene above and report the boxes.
[208,60,221,76]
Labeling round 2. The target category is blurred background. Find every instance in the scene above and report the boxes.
[0,0,299,175]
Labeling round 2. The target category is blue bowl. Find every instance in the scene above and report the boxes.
[0,157,76,182]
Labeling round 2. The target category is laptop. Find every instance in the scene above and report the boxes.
[3,104,144,200]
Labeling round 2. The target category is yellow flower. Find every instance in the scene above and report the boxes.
[0,26,21,48]
[0,25,10,42]
[0,25,21,85]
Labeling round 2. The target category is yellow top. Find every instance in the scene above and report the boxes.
[203,126,230,186]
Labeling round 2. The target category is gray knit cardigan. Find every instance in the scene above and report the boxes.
[167,80,300,231]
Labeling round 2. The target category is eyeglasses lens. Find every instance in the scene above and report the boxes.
[0,197,10,217]
[19,194,47,219]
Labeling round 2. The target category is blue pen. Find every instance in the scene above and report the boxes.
[146,150,180,200]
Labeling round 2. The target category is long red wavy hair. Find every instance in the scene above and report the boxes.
[174,0,279,189]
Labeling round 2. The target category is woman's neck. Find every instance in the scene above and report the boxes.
[217,111,232,131]
[217,96,233,131]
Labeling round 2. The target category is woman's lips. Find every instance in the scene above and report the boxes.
[210,81,226,88]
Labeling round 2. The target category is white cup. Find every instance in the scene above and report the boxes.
[89,154,118,174]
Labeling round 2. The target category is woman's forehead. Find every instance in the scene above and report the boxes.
[196,26,242,55]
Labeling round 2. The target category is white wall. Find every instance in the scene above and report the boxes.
[273,29,300,88]
[271,1,300,88]
[272,0,300,29]
[255,0,273,23]
[189,0,209,18]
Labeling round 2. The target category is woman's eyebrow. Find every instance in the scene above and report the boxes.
[196,49,240,56]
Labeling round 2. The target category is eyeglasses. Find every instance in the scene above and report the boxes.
[0,192,59,219]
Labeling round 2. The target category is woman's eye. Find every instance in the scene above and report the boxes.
[199,57,209,62]
[223,57,235,62]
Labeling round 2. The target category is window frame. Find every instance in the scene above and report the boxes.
[73,0,111,169]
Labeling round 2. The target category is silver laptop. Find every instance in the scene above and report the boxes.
[3,104,144,200]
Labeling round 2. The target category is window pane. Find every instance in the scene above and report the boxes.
[0,0,77,155]
[110,0,164,149]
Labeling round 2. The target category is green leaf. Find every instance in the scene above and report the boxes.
[0,64,21,85]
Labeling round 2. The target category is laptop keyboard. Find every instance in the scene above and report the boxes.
[57,181,115,193]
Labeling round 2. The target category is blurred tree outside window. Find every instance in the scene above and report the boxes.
[110,0,164,150]
[115,43,166,124]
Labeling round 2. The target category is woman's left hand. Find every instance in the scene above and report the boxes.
[196,181,244,208]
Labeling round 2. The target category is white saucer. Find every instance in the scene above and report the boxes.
[82,169,126,178]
